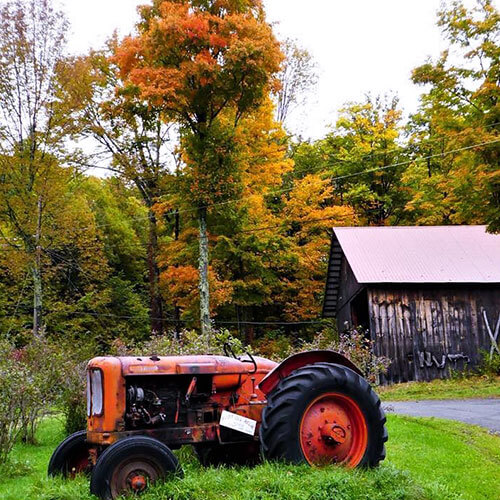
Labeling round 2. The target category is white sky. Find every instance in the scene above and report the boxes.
[62,0,497,140]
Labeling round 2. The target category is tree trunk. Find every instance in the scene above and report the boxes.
[147,208,164,334]
[173,209,181,340]
[242,306,255,345]
[32,195,42,337]
[198,207,211,339]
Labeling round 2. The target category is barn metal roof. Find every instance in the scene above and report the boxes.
[322,225,500,318]
[334,225,500,284]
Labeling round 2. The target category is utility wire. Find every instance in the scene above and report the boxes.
[12,309,326,327]
[1,127,498,247]
[2,136,498,253]
[0,130,473,240]
[70,135,500,234]
[2,211,358,255]
[1,131,499,257]
[4,136,497,327]
[333,139,500,181]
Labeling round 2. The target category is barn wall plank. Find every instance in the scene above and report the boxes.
[367,285,500,383]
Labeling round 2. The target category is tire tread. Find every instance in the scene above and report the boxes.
[260,362,387,467]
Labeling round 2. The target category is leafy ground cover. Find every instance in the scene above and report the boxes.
[1,415,499,500]
[379,376,500,401]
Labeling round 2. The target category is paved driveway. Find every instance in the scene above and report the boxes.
[383,399,500,432]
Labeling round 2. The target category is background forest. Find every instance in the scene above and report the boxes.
[0,0,499,355]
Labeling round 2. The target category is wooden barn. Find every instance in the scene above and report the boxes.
[322,226,500,383]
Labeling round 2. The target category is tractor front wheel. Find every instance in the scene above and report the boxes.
[48,430,92,478]
[260,363,387,468]
[90,436,182,500]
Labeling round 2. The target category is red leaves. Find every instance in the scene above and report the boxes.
[113,36,142,77]
[182,16,210,41]
[113,0,282,123]
[128,67,182,105]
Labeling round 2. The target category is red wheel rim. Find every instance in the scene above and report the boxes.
[299,392,368,467]
[110,457,162,497]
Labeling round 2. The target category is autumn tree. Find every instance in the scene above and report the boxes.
[277,174,355,320]
[293,95,407,225]
[114,0,283,335]
[274,38,318,125]
[157,99,355,335]
[56,46,176,333]
[0,0,69,336]
[404,0,500,230]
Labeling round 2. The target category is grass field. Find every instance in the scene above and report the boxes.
[0,414,499,500]
[379,376,500,401]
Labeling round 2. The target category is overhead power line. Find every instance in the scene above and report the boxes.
[7,308,326,327]
[333,139,500,181]
[77,135,500,233]
[1,136,498,251]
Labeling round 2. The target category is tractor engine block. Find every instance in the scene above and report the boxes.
[125,375,212,429]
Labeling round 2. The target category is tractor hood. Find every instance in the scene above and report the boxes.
[88,354,277,377]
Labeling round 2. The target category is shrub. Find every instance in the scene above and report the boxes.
[289,326,391,384]
[0,341,26,464]
[0,334,67,454]
[16,334,68,443]
[55,340,98,435]
[136,328,246,357]
[253,330,293,361]
[59,359,88,435]
[478,351,500,377]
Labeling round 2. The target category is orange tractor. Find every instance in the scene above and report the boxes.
[48,348,387,499]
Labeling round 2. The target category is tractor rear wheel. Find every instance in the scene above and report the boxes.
[260,363,387,468]
[48,430,92,478]
[90,436,182,500]
[194,442,261,467]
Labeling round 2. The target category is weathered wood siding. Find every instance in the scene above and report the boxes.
[335,257,364,329]
[368,285,500,383]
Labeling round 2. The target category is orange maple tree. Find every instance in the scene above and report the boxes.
[114,0,283,334]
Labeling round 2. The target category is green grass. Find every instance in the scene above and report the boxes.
[1,415,499,500]
[379,376,500,401]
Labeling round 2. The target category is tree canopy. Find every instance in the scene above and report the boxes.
[0,0,498,351]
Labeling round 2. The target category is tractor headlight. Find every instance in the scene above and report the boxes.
[86,371,91,416]
[88,369,104,416]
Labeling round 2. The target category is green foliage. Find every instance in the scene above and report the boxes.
[478,351,500,377]
[125,328,247,357]
[253,330,295,360]
[405,0,500,231]
[289,326,391,384]
[0,334,67,461]
[59,358,89,436]
[0,335,99,463]
[0,341,27,463]
[16,335,69,444]
[293,94,407,226]
[81,177,148,284]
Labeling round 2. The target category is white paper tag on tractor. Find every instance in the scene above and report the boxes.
[220,410,257,436]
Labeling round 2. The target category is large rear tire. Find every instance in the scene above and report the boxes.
[260,363,387,467]
[48,430,92,478]
[90,436,182,500]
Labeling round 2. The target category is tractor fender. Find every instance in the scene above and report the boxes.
[258,350,363,395]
